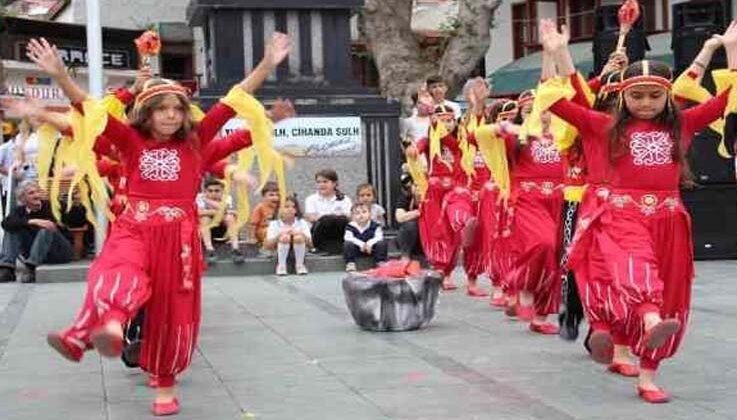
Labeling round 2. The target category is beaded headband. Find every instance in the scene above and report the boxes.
[134,81,189,110]
[620,61,673,91]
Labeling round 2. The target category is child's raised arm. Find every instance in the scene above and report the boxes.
[26,38,87,104]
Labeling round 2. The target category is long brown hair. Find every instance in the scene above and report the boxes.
[129,79,197,146]
[608,61,693,184]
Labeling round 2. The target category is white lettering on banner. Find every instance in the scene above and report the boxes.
[6,84,66,100]
[20,43,131,69]
[220,117,363,157]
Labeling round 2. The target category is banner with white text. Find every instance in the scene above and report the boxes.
[220,116,363,157]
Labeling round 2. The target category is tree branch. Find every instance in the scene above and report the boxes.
[361,0,435,110]
[440,0,502,97]
[361,0,501,114]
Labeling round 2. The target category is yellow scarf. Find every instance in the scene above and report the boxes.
[474,124,511,201]
[458,113,484,177]
[64,99,113,227]
[683,69,737,158]
[218,86,286,232]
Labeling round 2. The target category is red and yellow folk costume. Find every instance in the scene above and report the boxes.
[494,124,565,320]
[547,69,735,370]
[413,111,476,278]
[51,84,259,388]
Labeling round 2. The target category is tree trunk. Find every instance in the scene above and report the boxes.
[361,0,502,114]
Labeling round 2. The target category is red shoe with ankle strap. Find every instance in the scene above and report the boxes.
[47,332,83,362]
[608,362,640,377]
[152,398,180,416]
[529,322,559,335]
[466,285,489,297]
[643,318,681,350]
[490,296,507,309]
[515,305,535,322]
[90,327,124,358]
[638,386,671,403]
[441,280,457,291]
[588,330,614,365]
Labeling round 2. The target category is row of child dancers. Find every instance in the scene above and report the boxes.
[406,20,737,404]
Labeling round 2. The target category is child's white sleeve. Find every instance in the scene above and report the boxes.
[266,221,279,241]
[344,227,365,248]
[304,194,316,215]
[195,194,206,210]
[300,220,312,241]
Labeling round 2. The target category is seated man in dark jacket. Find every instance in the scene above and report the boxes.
[0,180,81,283]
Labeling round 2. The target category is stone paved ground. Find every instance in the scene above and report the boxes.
[0,261,736,420]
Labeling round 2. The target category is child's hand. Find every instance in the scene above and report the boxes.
[717,20,737,49]
[539,19,569,53]
[264,32,290,68]
[26,38,66,79]
[0,96,43,120]
[132,65,153,94]
[405,145,419,159]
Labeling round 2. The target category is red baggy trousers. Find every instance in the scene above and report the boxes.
[60,200,203,387]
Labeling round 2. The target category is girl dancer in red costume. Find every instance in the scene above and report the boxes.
[542,21,737,403]
[459,78,493,297]
[406,105,477,290]
[490,50,566,335]
[484,99,519,308]
[28,33,291,415]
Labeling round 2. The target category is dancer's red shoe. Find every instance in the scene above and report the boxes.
[504,304,517,318]
[529,322,559,335]
[637,387,671,404]
[490,296,507,309]
[588,330,614,365]
[152,398,180,416]
[515,305,535,322]
[441,279,458,291]
[466,285,488,297]
[608,363,640,377]
[46,332,83,362]
[643,318,681,350]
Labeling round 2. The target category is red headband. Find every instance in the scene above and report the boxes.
[518,96,534,107]
[433,111,455,121]
[497,110,518,121]
[620,75,672,91]
[600,82,622,95]
[134,84,189,109]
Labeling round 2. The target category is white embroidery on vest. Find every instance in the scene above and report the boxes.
[473,151,485,168]
[629,131,673,166]
[139,148,181,181]
[531,139,561,164]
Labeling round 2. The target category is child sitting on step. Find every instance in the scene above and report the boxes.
[343,203,388,272]
[265,195,311,276]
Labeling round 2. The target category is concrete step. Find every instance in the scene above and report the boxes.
[35,252,404,283]
[34,231,409,283]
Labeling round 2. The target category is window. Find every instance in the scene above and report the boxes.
[512,2,538,59]
[568,0,596,40]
